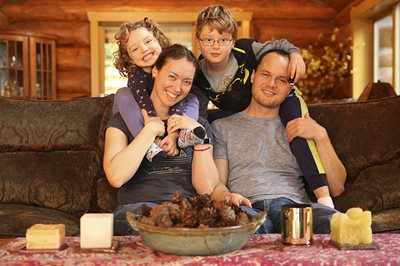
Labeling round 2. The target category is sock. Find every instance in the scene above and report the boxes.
[317,196,335,208]
[178,126,206,148]
[146,142,165,162]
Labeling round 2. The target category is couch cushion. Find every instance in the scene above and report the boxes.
[0,150,100,214]
[0,203,80,236]
[0,95,114,213]
[309,96,400,213]
[372,208,400,233]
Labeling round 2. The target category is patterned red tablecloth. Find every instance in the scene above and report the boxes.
[0,233,399,265]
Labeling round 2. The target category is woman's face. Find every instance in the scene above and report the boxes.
[126,27,162,72]
[151,58,196,107]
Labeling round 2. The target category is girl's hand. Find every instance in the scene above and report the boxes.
[141,109,165,137]
[167,114,201,134]
[160,133,179,157]
[288,53,306,83]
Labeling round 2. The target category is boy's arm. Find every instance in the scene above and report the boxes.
[253,40,305,82]
[252,39,300,59]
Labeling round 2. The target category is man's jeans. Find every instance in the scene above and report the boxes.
[242,197,336,234]
[113,202,158,236]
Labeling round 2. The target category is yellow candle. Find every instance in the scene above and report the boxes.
[330,207,372,245]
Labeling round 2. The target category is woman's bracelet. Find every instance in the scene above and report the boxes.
[193,145,211,152]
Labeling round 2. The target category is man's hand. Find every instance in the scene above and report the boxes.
[285,113,327,142]
[223,192,252,208]
[141,109,165,137]
[288,53,306,83]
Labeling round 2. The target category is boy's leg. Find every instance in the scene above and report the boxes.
[310,202,338,234]
[279,88,330,200]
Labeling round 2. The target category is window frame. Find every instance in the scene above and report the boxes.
[351,0,399,97]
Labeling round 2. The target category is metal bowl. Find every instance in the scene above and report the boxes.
[126,211,266,256]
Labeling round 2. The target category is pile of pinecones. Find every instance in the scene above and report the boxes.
[139,192,250,228]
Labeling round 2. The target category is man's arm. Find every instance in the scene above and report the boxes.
[211,159,252,207]
[285,114,347,197]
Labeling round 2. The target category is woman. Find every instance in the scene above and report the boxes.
[103,44,219,235]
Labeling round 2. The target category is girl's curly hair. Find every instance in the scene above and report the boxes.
[113,18,170,77]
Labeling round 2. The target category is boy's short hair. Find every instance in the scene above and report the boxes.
[195,5,238,41]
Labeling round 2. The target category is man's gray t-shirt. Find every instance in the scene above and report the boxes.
[212,112,310,204]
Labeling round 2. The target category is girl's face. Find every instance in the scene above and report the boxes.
[151,58,196,108]
[126,27,162,72]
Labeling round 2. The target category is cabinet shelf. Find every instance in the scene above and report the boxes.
[0,30,57,99]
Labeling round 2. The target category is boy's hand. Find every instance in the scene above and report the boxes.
[160,132,179,157]
[288,53,306,83]
[141,109,165,137]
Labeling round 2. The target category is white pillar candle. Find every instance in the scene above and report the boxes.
[80,213,113,248]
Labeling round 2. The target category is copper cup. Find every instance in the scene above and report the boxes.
[281,204,313,245]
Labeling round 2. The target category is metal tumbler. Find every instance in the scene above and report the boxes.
[281,204,313,245]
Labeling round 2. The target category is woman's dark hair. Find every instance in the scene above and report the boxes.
[154,44,198,71]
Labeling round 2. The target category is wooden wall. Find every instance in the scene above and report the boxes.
[0,0,362,99]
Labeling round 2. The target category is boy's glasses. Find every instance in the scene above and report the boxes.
[199,38,233,46]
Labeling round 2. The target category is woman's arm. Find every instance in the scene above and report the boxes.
[167,115,219,195]
[103,110,165,188]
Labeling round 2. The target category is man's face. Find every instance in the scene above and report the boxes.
[250,52,293,110]
[196,24,234,66]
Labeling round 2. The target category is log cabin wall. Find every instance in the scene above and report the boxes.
[0,0,361,99]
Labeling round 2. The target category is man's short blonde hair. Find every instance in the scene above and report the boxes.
[195,5,238,41]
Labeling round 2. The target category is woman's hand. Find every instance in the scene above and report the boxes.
[142,109,165,137]
[288,53,306,83]
[285,113,327,142]
[167,114,202,134]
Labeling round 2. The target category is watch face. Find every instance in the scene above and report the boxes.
[202,138,211,144]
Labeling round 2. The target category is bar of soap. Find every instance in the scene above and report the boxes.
[80,213,113,248]
[330,207,372,245]
[26,224,65,249]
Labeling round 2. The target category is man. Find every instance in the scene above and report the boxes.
[211,49,347,233]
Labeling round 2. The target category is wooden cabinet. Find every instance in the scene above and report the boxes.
[0,31,57,99]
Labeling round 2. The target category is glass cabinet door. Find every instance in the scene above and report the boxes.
[0,34,29,97]
[0,31,56,99]
[30,36,56,99]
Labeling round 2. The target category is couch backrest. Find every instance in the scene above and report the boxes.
[0,95,116,215]
[309,96,400,213]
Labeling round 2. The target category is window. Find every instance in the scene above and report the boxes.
[352,1,399,97]
[88,12,252,97]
